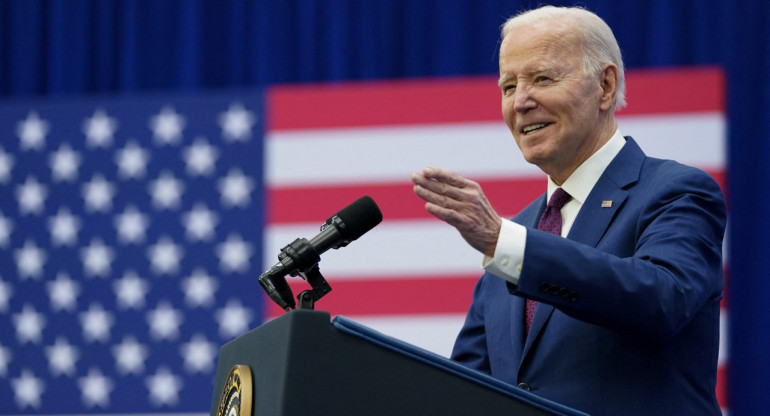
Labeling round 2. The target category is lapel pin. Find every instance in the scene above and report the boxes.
[601,200,613,208]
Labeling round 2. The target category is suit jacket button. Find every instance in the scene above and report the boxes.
[517,382,531,391]
[538,282,550,293]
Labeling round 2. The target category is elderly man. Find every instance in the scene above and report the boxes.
[411,6,725,416]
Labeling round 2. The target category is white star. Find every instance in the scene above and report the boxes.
[11,369,45,409]
[0,343,11,376]
[80,303,114,343]
[0,211,14,247]
[78,368,113,408]
[215,299,253,339]
[147,236,184,276]
[16,176,48,215]
[81,238,115,277]
[216,233,253,274]
[183,136,219,176]
[149,106,186,145]
[218,168,254,208]
[145,367,183,407]
[82,108,118,148]
[0,145,15,183]
[15,239,46,279]
[17,111,49,151]
[181,268,218,308]
[48,207,81,246]
[149,171,184,210]
[49,143,82,182]
[13,304,46,344]
[115,140,150,179]
[82,174,116,213]
[114,205,150,244]
[47,272,80,312]
[219,103,256,142]
[146,301,183,341]
[113,270,149,310]
[0,278,12,312]
[45,337,80,377]
[180,333,218,373]
[112,336,148,375]
[182,203,219,242]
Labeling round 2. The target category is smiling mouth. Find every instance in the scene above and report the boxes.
[522,123,552,135]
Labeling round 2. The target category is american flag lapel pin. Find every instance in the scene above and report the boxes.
[601,200,613,208]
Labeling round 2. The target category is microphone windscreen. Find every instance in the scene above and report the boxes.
[334,195,383,240]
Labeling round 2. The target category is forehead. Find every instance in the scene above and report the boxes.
[499,22,580,74]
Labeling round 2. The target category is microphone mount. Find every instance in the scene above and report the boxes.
[259,237,332,311]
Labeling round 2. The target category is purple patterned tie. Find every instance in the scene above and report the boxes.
[525,187,571,335]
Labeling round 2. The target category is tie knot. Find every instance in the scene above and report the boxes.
[548,188,571,209]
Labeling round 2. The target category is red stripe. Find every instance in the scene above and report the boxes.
[267,170,725,224]
[267,176,544,224]
[617,66,725,116]
[267,77,500,130]
[267,67,724,131]
[717,364,728,408]
[266,275,479,318]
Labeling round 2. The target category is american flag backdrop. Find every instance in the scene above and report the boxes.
[0,91,264,412]
[1,67,727,414]
[263,68,729,411]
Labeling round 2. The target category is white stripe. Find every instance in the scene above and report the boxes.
[617,112,726,170]
[342,313,467,358]
[266,122,532,186]
[264,220,481,279]
[267,113,725,186]
[719,309,728,366]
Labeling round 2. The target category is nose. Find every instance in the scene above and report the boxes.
[513,85,536,113]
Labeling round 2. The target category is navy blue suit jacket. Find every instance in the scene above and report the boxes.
[451,138,726,415]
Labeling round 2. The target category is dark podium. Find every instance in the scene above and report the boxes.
[210,310,588,416]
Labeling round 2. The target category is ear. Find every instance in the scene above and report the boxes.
[598,64,619,112]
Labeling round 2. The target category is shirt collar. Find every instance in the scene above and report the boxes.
[546,129,626,204]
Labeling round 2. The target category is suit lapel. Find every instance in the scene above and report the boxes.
[566,137,645,247]
[518,137,646,367]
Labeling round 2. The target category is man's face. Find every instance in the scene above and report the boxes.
[499,22,609,182]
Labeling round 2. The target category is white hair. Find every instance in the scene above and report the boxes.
[501,6,627,110]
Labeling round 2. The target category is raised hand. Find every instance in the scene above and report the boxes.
[411,166,502,257]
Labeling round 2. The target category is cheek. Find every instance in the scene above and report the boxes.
[502,94,522,119]
[501,98,512,120]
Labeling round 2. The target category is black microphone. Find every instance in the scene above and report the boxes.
[259,195,383,310]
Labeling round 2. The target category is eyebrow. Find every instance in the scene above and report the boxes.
[498,65,556,88]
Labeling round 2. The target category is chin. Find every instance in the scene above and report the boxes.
[520,143,552,164]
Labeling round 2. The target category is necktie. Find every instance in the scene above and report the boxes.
[525,187,571,335]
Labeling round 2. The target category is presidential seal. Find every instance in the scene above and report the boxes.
[216,365,253,416]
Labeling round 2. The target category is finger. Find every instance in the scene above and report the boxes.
[424,200,465,225]
[413,170,477,202]
[421,166,473,189]
[413,183,453,209]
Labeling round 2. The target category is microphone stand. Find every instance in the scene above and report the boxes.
[295,264,332,310]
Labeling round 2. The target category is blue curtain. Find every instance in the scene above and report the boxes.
[1,0,768,414]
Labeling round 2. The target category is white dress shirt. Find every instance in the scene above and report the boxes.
[483,129,627,285]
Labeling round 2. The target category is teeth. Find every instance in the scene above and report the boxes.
[523,123,547,134]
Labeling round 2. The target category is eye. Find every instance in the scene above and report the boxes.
[502,84,516,95]
[535,75,551,83]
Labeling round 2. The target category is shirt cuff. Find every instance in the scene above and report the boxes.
[482,219,527,285]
